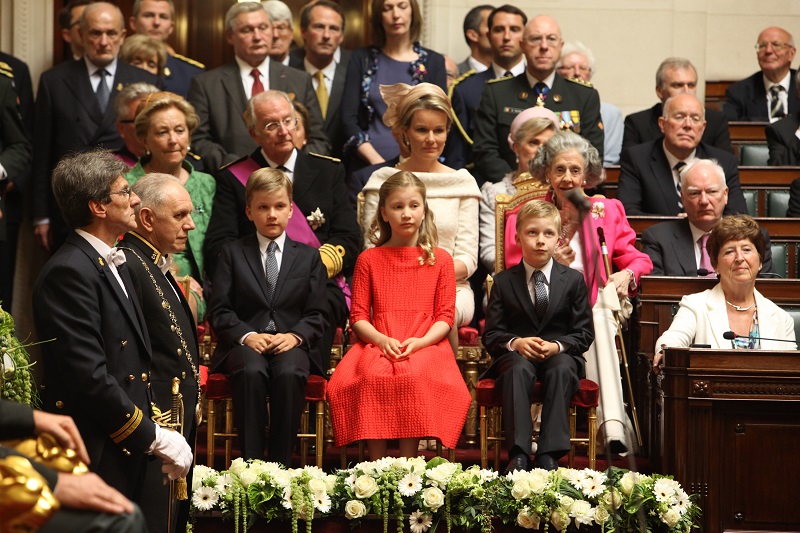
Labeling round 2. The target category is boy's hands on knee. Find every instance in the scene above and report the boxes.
[264,333,300,354]
[244,333,273,353]
[512,337,559,361]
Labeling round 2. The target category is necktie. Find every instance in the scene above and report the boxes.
[770,85,786,120]
[532,270,548,319]
[674,161,686,209]
[251,69,264,96]
[95,69,110,112]
[265,240,278,332]
[698,233,714,275]
[534,82,549,106]
[314,71,329,119]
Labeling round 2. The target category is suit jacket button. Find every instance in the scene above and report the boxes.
[121,340,128,346]
[147,383,151,389]
[55,400,64,409]
[181,372,186,379]
[128,375,135,381]
[141,373,147,381]
[122,448,131,456]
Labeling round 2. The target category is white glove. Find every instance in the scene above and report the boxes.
[148,424,192,480]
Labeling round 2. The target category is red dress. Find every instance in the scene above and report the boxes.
[328,246,472,448]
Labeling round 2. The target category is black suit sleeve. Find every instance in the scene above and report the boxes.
[340,49,367,149]
[0,78,31,181]
[317,160,361,273]
[295,71,330,156]
[720,155,748,215]
[766,122,791,165]
[31,71,55,219]
[787,178,800,217]
[616,146,646,215]
[204,171,243,279]
[621,114,643,154]
[187,75,230,173]
[723,85,746,121]
[473,82,514,180]
[641,227,666,276]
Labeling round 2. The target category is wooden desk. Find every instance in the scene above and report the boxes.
[628,216,800,238]
[658,347,800,533]
[705,80,735,112]
[729,121,769,143]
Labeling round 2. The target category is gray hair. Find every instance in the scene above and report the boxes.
[225,1,267,33]
[662,94,706,121]
[132,0,174,18]
[559,41,595,75]
[680,158,725,189]
[131,173,182,215]
[655,57,696,91]
[529,131,604,188]
[262,0,292,25]
[243,90,295,129]
[80,1,124,32]
[114,82,159,123]
[52,151,128,229]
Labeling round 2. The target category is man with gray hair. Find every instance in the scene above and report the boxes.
[113,82,159,167]
[188,1,328,171]
[618,93,746,216]
[118,173,200,533]
[263,0,295,65]
[622,57,731,154]
[33,151,193,523]
[643,158,773,276]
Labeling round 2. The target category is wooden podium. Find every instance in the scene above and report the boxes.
[658,347,800,533]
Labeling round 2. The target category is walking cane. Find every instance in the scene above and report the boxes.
[597,227,643,448]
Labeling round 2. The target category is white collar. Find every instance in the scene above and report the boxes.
[522,256,554,283]
[85,56,117,78]
[662,142,696,169]
[763,70,791,92]
[235,55,270,76]
[256,231,287,254]
[492,59,525,79]
[263,148,298,178]
[525,70,556,89]
[304,56,337,79]
[467,56,489,73]
[75,228,113,258]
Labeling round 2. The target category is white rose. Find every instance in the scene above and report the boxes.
[426,463,458,488]
[517,509,538,529]
[421,487,445,511]
[239,468,259,488]
[594,505,610,524]
[409,457,427,473]
[603,488,622,510]
[272,470,292,489]
[511,480,532,500]
[324,474,338,492]
[354,475,379,499]
[345,499,367,519]
[528,470,550,494]
[619,472,638,497]
[550,509,571,531]
[661,507,681,527]
[229,458,247,476]
[559,495,575,513]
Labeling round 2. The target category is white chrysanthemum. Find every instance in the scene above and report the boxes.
[399,472,423,497]
[192,486,219,511]
[426,462,458,488]
[314,491,332,513]
[193,465,215,482]
[421,487,445,511]
[570,500,595,526]
[392,457,412,471]
[215,473,234,494]
[375,457,395,471]
[228,458,247,476]
[259,462,284,475]
[344,499,367,519]
[654,478,677,503]
[302,465,326,479]
[409,510,433,533]
[505,469,529,482]
[516,508,540,529]
[272,470,293,489]
[480,469,498,483]
[239,468,259,488]
[345,472,357,491]
[247,460,269,476]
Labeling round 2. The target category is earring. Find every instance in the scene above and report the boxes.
[403,137,410,147]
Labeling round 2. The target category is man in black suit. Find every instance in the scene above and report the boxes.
[208,168,327,464]
[205,90,359,371]
[288,0,350,158]
[482,201,593,473]
[0,399,147,532]
[766,73,800,165]
[724,26,799,122]
[32,152,192,509]
[618,94,747,216]
[472,15,604,182]
[31,2,161,253]
[128,0,204,97]
[622,57,732,154]
[447,4,527,181]
[642,159,773,276]
[119,174,200,533]
[188,1,328,172]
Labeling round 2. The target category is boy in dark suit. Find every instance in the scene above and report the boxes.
[208,168,328,465]
[482,200,594,473]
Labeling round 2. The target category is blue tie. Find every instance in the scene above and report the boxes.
[95,69,110,112]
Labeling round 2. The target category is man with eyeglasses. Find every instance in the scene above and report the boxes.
[642,159,773,276]
[32,1,160,254]
[263,0,295,66]
[724,26,799,122]
[618,94,746,216]
[288,0,351,159]
[205,90,359,372]
[188,2,329,173]
[33,151,193,525]
[472,14,604,182]
[623,57,732,156]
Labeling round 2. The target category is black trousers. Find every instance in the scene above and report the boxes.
[492,351,579,457]
[40,502,147,533]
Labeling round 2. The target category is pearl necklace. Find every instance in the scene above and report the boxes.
[726,300,756,312]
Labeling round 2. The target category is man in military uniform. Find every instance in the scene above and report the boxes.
[129,0,204,97]
[447,4,527,183]
[118,173,200,533]
[472,14,604,182]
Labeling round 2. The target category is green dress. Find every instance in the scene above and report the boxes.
[126,159,216,319]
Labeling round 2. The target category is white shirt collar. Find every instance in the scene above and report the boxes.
[763,70,791,93]
[688,221,710,244]
[75,228,113,258]
[256,231,287,255]
[85,56,117,79]
[235,55,270,77]
[262,148,298,180]
[662,142,696,168]
[467,56,489,73]
[304,56,337,80]
[522,256,554,283]
[492,59,525,79]
[526,70,556,89]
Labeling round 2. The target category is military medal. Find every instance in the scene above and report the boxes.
[553,94,562,103]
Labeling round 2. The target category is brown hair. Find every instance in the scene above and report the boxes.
[370,0,422,48]
[706,215,766,268]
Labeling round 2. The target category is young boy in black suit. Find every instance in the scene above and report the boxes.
[482,200,594,473]
[208,168,328,465]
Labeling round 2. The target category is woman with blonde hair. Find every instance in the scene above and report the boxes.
[361,82,481,344]
[120,34,167,78]
[126,91,215,320]
[329,171,471,458]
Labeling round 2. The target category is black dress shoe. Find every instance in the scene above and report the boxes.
[504,454,529,474]
[532,454,559,471]
[609,440,628,455]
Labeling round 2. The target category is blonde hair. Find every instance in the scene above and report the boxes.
[134,91,200,139]
[516,200,562,234]
[245,167,293,205]
[380,83,453,142]
[370,170,438,265]
[120,34,168,77]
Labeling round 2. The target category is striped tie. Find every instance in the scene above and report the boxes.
[674,161,686,210]
[770,85,786,120]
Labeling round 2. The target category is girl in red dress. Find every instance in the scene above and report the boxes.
[328,171,472,459]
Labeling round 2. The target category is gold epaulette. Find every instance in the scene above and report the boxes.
[187,151,201,161]
[0,69,12,80]
[565,77,593,88]
[110,405,144,444]
[0,61,11,71]
[487,75,513,84]
[309,152,341,163]
[219,154,250,171]
[447,69,476,99]
[172,52,205,70]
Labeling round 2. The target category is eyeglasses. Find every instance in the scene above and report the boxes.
[525,34,560,47]
[667,113,704,125]
[105,187,133,201]
[755,41,794,52]
[263,116,297,133]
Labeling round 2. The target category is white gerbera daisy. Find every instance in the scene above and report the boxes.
[409,510,433,533]
[314,491,332,513]
[399,472,423,496]
[192,486,219,511]
[581,476,605,498]
[654,478,677,503]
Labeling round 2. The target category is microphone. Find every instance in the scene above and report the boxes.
[722,331,798,344]
[564,188,591,215]
[697,268,709,277]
